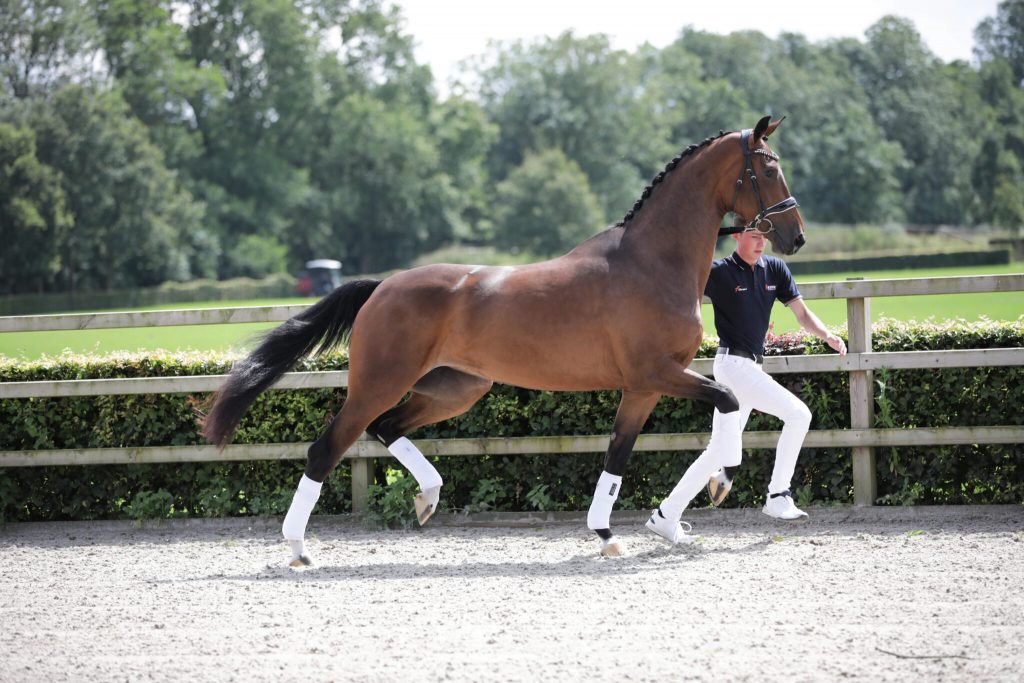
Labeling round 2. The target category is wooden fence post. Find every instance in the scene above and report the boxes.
[847,278,876,506]
[350,458,373,513]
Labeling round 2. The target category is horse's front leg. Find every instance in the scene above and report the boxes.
[587,390,660,557]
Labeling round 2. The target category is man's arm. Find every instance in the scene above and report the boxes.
[786,298,847,355]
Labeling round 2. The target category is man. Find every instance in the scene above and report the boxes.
[646,228,847,544]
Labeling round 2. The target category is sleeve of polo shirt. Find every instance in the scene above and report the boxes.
[776,259,801,305]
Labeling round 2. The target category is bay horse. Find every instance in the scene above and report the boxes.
[201,116,805,564]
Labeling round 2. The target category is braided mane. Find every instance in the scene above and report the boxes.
[614,130,731,228]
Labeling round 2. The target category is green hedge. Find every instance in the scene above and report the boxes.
[1,318,1022,522]
[785,249,1010,276]
[0,273,298,316]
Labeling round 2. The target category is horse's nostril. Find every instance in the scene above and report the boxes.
[794,234,806,249]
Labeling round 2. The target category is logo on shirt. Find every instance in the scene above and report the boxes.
[764,283,776,291]
[734,286,748,293]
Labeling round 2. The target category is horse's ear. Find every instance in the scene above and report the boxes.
[758,115,786,140]
[753,116,771,140]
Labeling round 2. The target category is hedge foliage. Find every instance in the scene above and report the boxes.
[0,273,297,316]
[785,248,1010,276]
[1,318,1022,522]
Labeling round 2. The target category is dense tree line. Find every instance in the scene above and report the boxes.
[1,0,1022,295]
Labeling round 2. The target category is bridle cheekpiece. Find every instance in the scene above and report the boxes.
[720,128,800,236]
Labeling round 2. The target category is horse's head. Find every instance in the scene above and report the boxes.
[728,116,805,255]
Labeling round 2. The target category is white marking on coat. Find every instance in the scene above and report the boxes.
[478,266,515,294]
[452,265,486,292]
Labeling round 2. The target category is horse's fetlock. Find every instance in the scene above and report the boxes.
[366,414,400,446]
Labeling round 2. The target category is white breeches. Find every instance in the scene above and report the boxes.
[658,353,812,520]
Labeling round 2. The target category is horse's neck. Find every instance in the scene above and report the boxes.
[618,147,730,291]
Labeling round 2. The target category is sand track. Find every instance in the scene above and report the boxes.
[2,505,1022,682]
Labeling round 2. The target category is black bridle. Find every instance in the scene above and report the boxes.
[719,128,800,236]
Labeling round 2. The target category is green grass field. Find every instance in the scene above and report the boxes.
[761,262,1023,335]
[1,264,1021,360]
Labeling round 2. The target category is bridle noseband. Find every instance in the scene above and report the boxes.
[720,128,800,236]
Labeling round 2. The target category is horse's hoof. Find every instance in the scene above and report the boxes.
[286,539,312,567]
[414,486,441,526]
[600,537,627,557]
[288,554,313,568]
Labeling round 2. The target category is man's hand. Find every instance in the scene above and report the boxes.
[826,333,847,356]
[788,299,848,356]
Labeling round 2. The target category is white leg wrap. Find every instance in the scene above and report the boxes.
[388,437,443,491]
[288,539,308,560]
[587,471,622,530]
[282,475,323,542]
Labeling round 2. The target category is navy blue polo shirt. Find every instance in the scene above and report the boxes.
[704,252,801,356]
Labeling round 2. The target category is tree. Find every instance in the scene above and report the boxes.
[668,28,786,118]
[0,123,71,294]
[975,0,1024,87]
[635,38,758,152]
[655,29,906,225]
[429,95,499,243]
[172,0,435,275]
[0,0,99,100]
[779,37,906,224]
[302,92,457,273]
[841,17,980,225]
[476,32,668,223]
[972,59,1024,230]
[492,149,604,256]
[177,0,319,261]
[227,234,289,278]
[26,85,204,291]
[91,0,216,170]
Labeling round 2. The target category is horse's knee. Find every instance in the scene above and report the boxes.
[304,432,335,481]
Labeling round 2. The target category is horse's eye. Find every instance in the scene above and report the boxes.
[764,169,776,179]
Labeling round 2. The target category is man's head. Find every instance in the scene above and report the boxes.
[732,229,768,266]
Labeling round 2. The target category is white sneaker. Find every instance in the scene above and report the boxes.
[762,490,808,520]
[707,468,732,507]
[645,508,695,545]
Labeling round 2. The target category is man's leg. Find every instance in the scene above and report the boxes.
[724,363,812,517]
[656,404,751,522]
[732,367,811,495]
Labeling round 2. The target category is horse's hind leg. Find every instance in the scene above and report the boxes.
[366,367,493,524]
[282,370,420,567]
[587,390,661,557]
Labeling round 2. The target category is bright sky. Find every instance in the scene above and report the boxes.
[392,0,1001,90]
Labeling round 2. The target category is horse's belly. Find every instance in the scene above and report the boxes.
[440,328,624,392]
[450,359,623,392]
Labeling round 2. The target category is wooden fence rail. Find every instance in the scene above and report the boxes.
[2,274,1022,510]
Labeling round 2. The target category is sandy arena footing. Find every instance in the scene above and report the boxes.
[1,504,1022,682]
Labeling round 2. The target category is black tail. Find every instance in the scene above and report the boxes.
[201,279,382,448]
